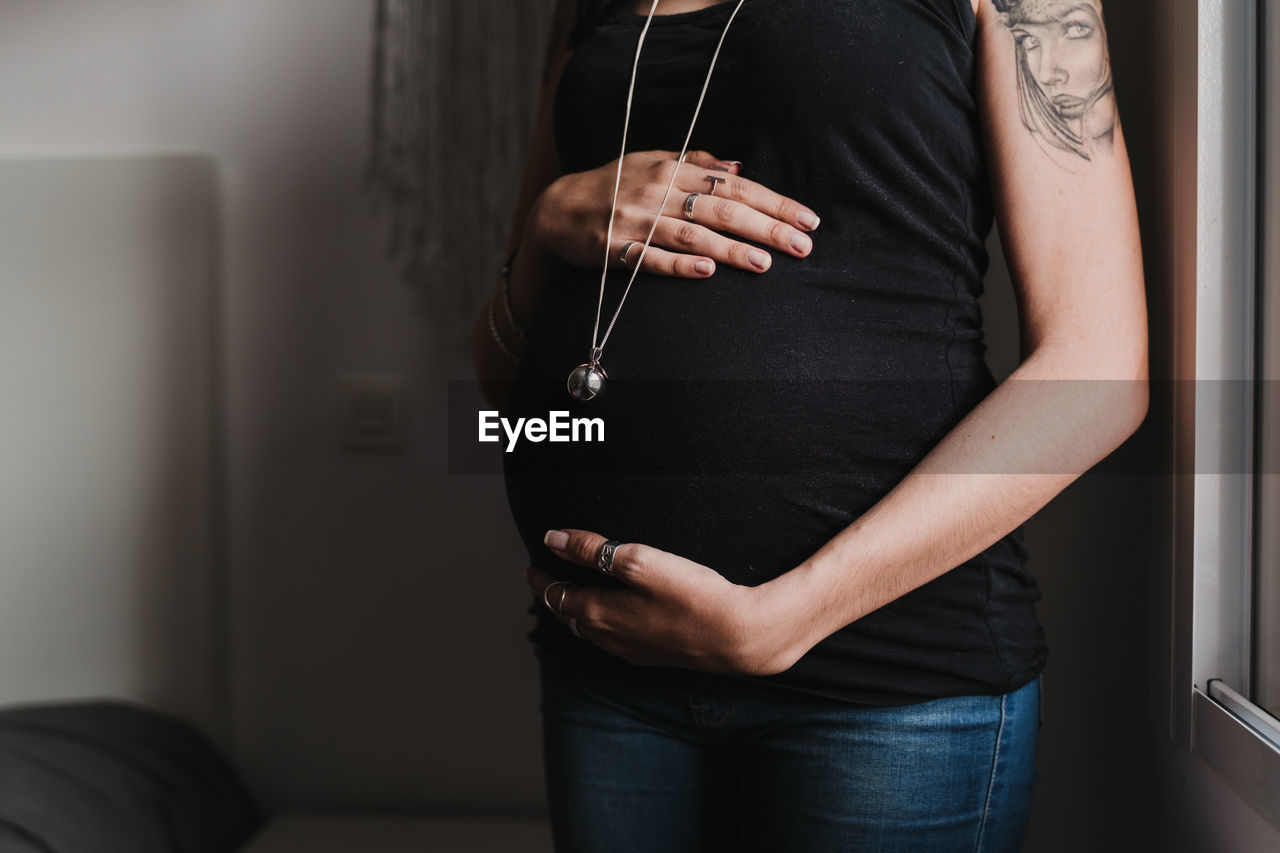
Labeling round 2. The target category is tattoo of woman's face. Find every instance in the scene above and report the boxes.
[994,0,1116,163]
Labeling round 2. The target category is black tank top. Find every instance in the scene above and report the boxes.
[503,0,1048,705]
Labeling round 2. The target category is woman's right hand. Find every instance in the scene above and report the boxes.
[529,149,820,279]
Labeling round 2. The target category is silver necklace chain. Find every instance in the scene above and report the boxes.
[588,0,748,365]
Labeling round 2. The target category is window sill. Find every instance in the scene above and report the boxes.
[1192,682,1280,827]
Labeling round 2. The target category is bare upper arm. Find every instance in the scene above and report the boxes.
[973,0,1147,378]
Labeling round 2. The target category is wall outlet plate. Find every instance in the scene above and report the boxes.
[336,373,407,452]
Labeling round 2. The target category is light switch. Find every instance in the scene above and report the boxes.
[336,373,406,452]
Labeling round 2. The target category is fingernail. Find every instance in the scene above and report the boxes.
[544,530,569,550]
[724,160,743,168]
[748,250,771,271]
[694,259,715,275]
[797,210,820,230]
[790,232,812,255]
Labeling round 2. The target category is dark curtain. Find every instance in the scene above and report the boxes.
[368,1,558,335]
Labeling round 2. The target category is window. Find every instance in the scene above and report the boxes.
[1177,0,1280,827]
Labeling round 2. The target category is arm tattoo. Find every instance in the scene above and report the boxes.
[993,0,1116,162]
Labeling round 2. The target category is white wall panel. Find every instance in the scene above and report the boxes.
[0,156,221,737]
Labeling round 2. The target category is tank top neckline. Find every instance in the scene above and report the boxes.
[612,0,743,27]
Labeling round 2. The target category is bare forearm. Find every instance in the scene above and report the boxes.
[762,346,1149,661]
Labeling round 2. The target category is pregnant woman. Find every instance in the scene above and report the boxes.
[473,1,1147,850]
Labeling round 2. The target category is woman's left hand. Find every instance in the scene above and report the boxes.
[527,529,806,676]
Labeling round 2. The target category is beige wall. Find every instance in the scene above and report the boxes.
[0,157,221,738]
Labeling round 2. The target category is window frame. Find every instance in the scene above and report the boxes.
[1252,0,1280,724]
[1173,0,1280,826]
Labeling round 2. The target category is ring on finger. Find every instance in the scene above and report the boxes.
[619,240,640,269]
[683,192,702,222]
[705,174,726,196]
[597,539,623,576]
[543,580,571,617]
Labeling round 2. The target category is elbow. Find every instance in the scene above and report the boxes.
[1089,354,1149,457]
[1122,369,1150,439]
[1106,348,1150,447]
[1107,290,1151,437]
[1025,331,1150,442]
[1102,348,1149,443]
[1122,331,1150,435]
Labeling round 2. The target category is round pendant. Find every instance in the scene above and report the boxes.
[567,362,608,401]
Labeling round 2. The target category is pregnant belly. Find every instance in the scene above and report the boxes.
[502,264,993,586]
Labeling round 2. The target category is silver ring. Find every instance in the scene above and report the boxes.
[597,539,622,576]
[705,174,726,195]
[619,241,639,268]
[683,192,701,222]
[543,580,571,617]
[569,616,584,639]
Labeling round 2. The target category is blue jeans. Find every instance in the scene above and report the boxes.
[534,644,1040,853]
